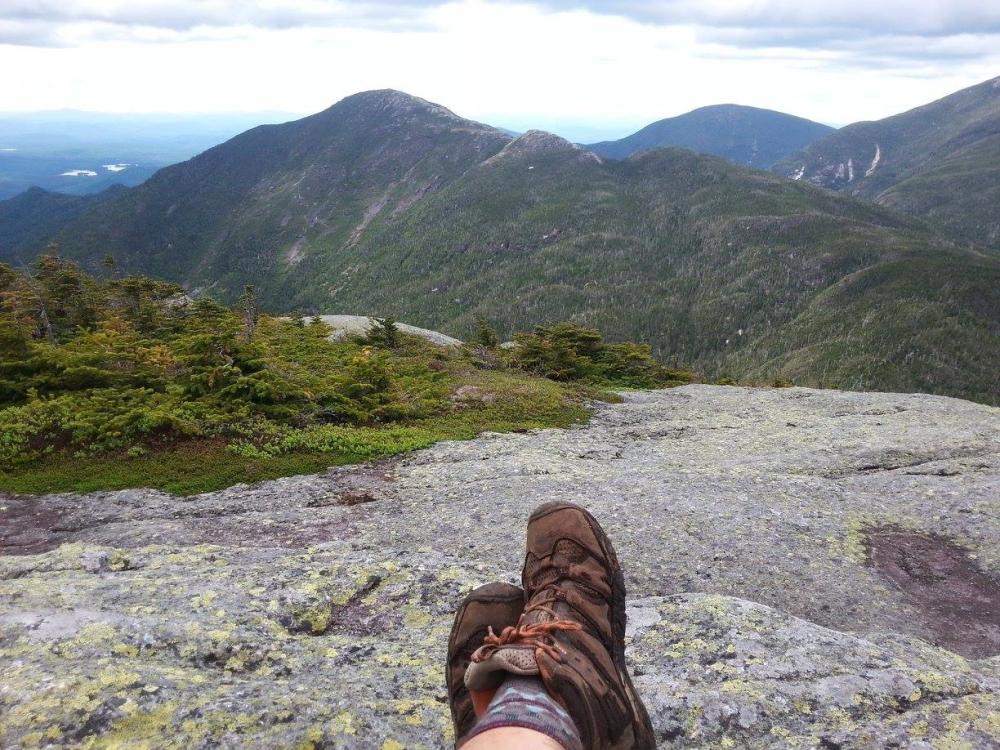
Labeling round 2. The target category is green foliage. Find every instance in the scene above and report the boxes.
[0,370,597,496]
[366,317,400,349]
[0,258,452,469]
[474,317,500,348]
[513,323,601,381]
[0,261,685,493]
[511,322,695,388]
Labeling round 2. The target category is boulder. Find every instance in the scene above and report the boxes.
[304,315,463,347]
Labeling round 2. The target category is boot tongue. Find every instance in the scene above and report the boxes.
[521,587,573,626]
[520,607,553,625]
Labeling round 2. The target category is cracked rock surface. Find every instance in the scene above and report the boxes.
[1,385,999,747]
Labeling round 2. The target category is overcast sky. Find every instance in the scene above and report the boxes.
[1,0,998,140]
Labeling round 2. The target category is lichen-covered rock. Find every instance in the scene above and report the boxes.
[1,385,998,747]
[628,595,999,747]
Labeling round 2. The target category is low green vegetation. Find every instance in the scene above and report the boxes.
[511,322,694,387]
[0,258,691,495]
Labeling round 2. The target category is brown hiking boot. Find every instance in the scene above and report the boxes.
[466,501,655,749]
[446,582,525,745]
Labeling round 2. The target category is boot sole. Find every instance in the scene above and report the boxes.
[527,501,655,747]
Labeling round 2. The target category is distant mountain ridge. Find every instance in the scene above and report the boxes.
[587,104,834,167]
[774,76,1000,249]
[0,186,124,261]
[3,89,998,404]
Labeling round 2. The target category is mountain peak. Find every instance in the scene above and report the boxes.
[306,89,509,142]
[342,88,444,109]
[485,129,600,164]
[588,105,833,166]
[511,129,576,151]
[326,89,466,123]
[18,186,52,199]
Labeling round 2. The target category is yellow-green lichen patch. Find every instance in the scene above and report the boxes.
[329,711,359,736]
[81,703,177,750]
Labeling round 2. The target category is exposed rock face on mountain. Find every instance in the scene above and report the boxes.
[486,129,596,163]
[588,104,834,167]
[2,385,998,747]
[775,76,1000,249]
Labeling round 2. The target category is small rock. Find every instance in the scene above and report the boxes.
[449,385,497,406]
[80,551,110,573]
[79,549,131,573]
[338,491,377,506]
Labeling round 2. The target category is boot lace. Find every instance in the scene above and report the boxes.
[472,599,582,664]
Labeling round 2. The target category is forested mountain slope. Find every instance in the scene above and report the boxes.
[775,76,1000,249]
[9,91,999,403]
[0,186,124,261]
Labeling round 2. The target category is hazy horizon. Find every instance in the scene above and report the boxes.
[0,92,930,145]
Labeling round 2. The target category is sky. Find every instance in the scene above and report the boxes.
[1,1,999,141]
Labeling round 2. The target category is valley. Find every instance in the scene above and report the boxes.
[0,110,300,200]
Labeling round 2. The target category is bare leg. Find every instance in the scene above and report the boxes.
[462,726,564,750]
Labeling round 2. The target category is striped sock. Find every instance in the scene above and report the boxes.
[460,675,583,750]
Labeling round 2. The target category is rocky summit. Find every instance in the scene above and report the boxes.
[2,385,999,748]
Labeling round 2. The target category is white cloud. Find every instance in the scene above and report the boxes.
[0,1,435,37]
[0,1,997,135]
[6,1,1000,39]
[542,1,1000,36]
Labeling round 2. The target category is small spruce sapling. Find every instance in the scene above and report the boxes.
[474,317,499,349]
[368,317,400,348]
